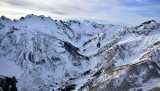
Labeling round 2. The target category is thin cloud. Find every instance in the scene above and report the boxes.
[0,0,159,26]
[2,0,31,6]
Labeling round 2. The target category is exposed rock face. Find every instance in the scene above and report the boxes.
[0,76,17,91]
[0,15,160,91]
[81,49,160,91]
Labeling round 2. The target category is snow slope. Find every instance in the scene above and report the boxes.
[0,57,22,78]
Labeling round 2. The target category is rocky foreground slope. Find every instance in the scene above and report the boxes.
[0,15,160,91]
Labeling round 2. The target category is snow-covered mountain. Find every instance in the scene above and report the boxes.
[0,14,160,91]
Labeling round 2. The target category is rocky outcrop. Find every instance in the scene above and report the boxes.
[0,76,17,91]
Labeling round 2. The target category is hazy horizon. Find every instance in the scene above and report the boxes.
[0,0,160,26]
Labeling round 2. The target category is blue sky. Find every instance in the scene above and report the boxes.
[0,0,160,26]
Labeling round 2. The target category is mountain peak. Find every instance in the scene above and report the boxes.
[135,20,159,30]
[141,20,156,25]
[25,14,36,18]
[0,16,11,21]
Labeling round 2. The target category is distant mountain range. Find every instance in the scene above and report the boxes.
[0,14,160,91]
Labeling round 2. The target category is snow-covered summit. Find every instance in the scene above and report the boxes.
[135,20,159,30]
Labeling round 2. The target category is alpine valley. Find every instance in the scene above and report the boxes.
[0,14,160,91]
